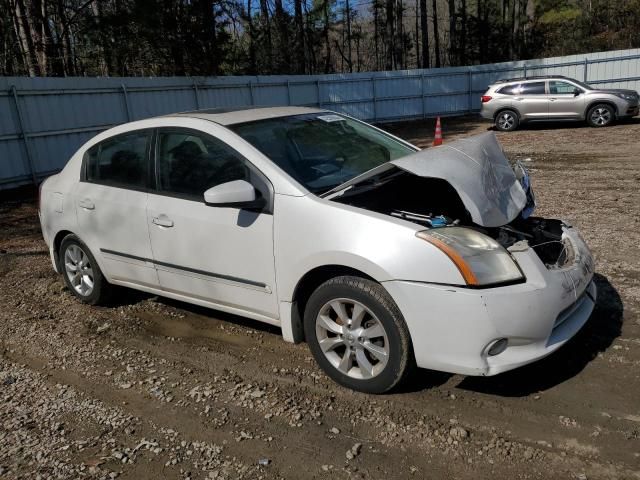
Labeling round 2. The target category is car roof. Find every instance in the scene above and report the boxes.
[169,106,326,126]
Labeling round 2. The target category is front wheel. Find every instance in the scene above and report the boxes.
[303,276,414,394]
[587,103,614,127]
[494,110,519,131]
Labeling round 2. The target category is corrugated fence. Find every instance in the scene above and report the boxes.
[2,47,640,189]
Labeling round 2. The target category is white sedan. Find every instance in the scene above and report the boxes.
[39,107,596,393]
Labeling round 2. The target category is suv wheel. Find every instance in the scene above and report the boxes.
[59,235,112,305]
[495,110,519,131]
[587,103,614,127]
[303,276,414,394]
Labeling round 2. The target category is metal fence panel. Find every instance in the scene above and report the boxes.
[1,47,640,189]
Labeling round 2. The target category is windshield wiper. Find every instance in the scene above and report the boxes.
[321,169,404,199]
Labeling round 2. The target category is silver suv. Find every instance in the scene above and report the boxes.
[480,75,639,131]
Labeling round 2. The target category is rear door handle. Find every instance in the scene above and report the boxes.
[549,98,557,101]
[78,198,95,210]
[152,215,174,228]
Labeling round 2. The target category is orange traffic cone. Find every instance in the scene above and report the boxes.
[432,116,443,146]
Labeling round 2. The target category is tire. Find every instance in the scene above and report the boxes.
[494,109,519,131]
[59,234,112,305]
[586,103,615,127]
[303,276,414,394]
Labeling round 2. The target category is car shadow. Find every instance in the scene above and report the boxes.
[488,116,640,132]
[455,273,622,397]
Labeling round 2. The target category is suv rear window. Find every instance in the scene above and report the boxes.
[498,85,520,95]
[519,82,546,95]
[499,82,547,95]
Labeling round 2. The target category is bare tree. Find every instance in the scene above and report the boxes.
[432,0,440,67]
[420,0,429,68]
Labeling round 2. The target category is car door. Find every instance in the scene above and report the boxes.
[548,80,585,119]
[74,129,159,288]
[146,127,279,319]
[512,81,550,120]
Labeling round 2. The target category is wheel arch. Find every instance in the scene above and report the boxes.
[52,229,75,272]
[494,106,521,121]
[285,265,377,343]
[586,100,618,118]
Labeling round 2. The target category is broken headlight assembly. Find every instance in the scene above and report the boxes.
[416,227,524,287]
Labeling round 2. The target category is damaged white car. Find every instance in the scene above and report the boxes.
[39,107,596,393]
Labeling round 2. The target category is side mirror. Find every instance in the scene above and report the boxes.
[573,87,581,96]
[204,180,265,210]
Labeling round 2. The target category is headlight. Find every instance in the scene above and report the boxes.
[416,227,524,286]
[614,92,637,102]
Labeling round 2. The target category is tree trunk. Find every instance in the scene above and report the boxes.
[345,0,352,72]
[260,0,272,72]
[385,0,394,69]
[395,0,403,68]
[323,0,331,73]
[274,0,289,73]
[294,0,305,73]
[432,0,440,67]
[373,0,380,70]
[460,0,466,64]
[420,0,428,68]
[14,0,39,75]
[448,0,455,66]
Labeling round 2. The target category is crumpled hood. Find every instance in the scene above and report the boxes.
[390,132,527,227]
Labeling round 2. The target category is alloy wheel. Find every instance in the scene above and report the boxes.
[315,298,389,379]
[590,107,611,126]
[497,112,515,130]
[64,244,94,296]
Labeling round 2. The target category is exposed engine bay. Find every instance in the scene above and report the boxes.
[332,171,572,269]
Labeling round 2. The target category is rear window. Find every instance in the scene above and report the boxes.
[84,130,150,189]
[498,84,520,95]
[499,82,546,95]
[520,82,546,95]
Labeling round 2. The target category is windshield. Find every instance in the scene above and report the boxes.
[231,113,415,194]
[570,78,593,90]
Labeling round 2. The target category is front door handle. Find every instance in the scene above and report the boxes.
[152,215,174,228]
[549,98,557,101]
[78,198,95,210]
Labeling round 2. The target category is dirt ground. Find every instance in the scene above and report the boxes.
[1,116,640,480]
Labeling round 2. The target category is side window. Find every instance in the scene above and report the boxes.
[549,81,578,94]
[519,82,546,95]
[85,130,150,189]
[156,130,250,199]
[498,84,520,95]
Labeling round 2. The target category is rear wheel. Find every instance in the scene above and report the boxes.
[494,109,519,131]
[587,103,614,127]
[303,276,413,394]
[59,235,112,305]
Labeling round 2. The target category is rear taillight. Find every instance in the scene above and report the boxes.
[481,95,492,103]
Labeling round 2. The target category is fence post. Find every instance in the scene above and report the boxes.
[192,79,200,109]
[583,58,589,83]
[372,77,377,121]
[249,82,255,105]
[421,73,426,119]
[467,69,473,113]
[10,85,37,185]
[317,80,322,108]
[523,63,527,77]
[121,83,132,121]
[286,80,292,105]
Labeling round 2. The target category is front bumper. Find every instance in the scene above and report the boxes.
[621,104,639,117]
[383,225,596,376]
